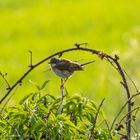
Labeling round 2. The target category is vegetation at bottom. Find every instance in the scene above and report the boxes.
[0,80,140,140]
[0,81,108,140]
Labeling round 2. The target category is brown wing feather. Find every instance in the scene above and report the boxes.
[69,63,83,71]
[55,59,83,71]
[54,59,71,70]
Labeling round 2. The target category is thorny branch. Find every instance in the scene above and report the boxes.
[113,59,132,139]
[0,43,138,139]
[119,106,140,125]
[0,45,99,104]
[109,92,140,137]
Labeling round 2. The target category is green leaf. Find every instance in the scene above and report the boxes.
[19,92,34,104]
[29,79,41,90]
[31,92,40,101]
[40,80,50,90]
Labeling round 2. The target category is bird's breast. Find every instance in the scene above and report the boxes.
[52,67,73,78]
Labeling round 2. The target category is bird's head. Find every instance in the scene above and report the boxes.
[49,57,60,65]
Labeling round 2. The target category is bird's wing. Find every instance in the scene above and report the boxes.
[69,63,83,71]
[55,59,71,70]
[55,59,83,71]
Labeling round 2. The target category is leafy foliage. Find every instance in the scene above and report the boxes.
[0,81,108,139]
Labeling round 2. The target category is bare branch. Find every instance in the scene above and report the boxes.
[119,106,140,125]
[110,92,140,134]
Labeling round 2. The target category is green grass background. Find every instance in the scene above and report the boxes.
[0,0,140,125]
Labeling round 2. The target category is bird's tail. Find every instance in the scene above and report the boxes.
[81,60,95,66]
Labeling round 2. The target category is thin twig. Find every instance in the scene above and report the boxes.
[131,125,139,136]
[0,83,21,113]
[74,42,88,48]
[110,92,140,134]
[0,72,11,90]
[90,98,105,139]
[105,57,118,71]
[104,119,113,140]
[123,69,139,92]
[134,106,140,117]
[117,132,127,140]
[27,106,46,127]
[119,107,140,125]
[28,50,33,68]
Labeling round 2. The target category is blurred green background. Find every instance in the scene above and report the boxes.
[0,0,140,124]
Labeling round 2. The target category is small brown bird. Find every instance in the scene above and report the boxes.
[49,57,95,81]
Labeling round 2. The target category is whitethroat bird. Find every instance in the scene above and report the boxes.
[49,57,95,84]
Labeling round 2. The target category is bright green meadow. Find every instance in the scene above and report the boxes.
[0,0,140,126]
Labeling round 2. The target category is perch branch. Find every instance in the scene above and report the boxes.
[0,46,100,104]
[59,79,65,114]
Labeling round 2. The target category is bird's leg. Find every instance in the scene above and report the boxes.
[60,78,64,89]
[60,78,68,89]
[64,78,68,84]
